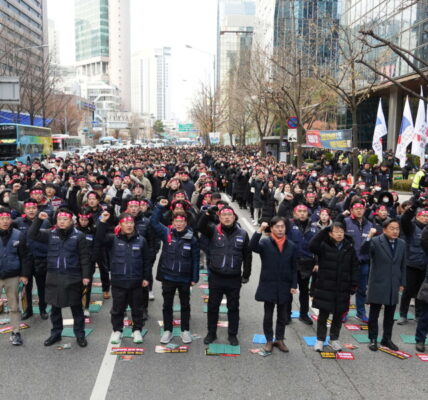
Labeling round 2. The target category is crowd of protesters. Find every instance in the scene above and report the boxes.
[0,144,427,355]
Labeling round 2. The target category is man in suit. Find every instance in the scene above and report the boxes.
[362,219,406,352]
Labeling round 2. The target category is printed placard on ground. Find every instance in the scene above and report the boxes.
[320,351,336,359]
[378,346,412,360]
[111,347,144,355]
[336,352,355,360]
[155,345,189,353]
[157,320,181,327]
[0,323,29,334]
[344,324,361,331]
[217,321,228,327]
[199,284,209,289]
[415,353,428,362]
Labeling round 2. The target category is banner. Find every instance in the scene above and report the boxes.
[305,129,352,150]
[395,96,414,168]
[372,99,388,162]
[209,132,220,145]
[410,87,426,166]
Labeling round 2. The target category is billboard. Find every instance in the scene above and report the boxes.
[305,129,352,150]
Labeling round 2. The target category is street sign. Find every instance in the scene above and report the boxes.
[0,77,20,104]
[288,128,298,142]
[178,123,194,132]
[287,116,298,129]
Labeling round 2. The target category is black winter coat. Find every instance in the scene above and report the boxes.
[250,232,297,304]
[260,186,276,223]
[309,228,359,314]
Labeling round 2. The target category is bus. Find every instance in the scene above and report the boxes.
[0,123,52,165]
[52,134,82,152]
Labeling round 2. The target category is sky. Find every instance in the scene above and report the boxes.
[47,0,218,121]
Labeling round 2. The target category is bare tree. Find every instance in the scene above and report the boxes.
[312,22,379,176]
[190,83,227,146]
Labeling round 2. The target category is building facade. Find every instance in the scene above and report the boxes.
[155,47,172,121]
[75,0,109,80]
[217,0,256,88]
[339,0,428,149]
[0,0,48,75]
[108,0,131,112]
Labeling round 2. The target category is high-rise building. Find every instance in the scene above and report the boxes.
[131,49,157,116]
[155,47,172,121]
[74,0,131,111]
[0,0,48,75]
[48,19,60,65]
[108,0,131,112]
[217,0,256,88]
[254,0,339,74]
[75,0,109,80]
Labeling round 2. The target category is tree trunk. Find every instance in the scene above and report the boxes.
[351,106,359,179]
[296,124,304,167]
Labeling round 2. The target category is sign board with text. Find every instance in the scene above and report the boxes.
[306,129,352,151]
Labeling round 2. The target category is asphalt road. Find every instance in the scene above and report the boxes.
[0,191,426,400]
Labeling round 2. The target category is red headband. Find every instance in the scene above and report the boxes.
[127,201,140,206]
[30,189,43,194]
[57,212,73,219]
[417,210,428,216]
[173,215,186,221]
[294,205,308,212]
[352,203,364,209]
[77,177,86,181]
[219,208,235,215]
[0,212,11,217]
[120,217,134,223]
[78,213,92,219]
[24,202,38,207]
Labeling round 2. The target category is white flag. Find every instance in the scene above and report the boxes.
[372,99,387,162]
[411,87,426,166]
[395,97,414,168]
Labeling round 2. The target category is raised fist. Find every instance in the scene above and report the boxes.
[159,199,169,207]
[38,212,49,220]
[100,211,110,223]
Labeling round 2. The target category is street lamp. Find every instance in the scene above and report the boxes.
[185,44,216,90]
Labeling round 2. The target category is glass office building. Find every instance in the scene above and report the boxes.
[273,0,340,74]
[75,0,109,77]
[339,0,428,149]
[217,0,256,87]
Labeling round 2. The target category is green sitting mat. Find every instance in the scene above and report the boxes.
[173,304,181,312]
[93,272,101,279]
[62,328,93,337]
[200,269,208,274]
[400,334,417,344]
[33,306,51,314]
[203,289,209,295]
[202,275,209,282]
[91,287,103,294]
[89,304,102,313]
[351,334,370,343]
[394,312,415,320]
[160,327,183,337]
[203,305,228,313]
[347,309,357,317]
[122,328,148,338]
[206,343,240,355]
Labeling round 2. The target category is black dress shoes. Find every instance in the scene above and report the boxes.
[44,335,61,346]
[76,337,88,347]
[228,335,239,346]
[380,338,399,351]
[203,332,217,345]
[40,311,49,320]
[368,339,378,351]
[21,310,33,320]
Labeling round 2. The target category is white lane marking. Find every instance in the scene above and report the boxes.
[90,333,120,400]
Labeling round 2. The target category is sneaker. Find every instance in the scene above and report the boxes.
[181,330,192,344]
[314,340,323,352]
[10,332,23,346]
[111,331,122,344]
[160,330,173,344]
[84,309,90,318]
[133,330,143,344]
[356,314,369,324]
[330,340,342,352]
[397,317,408,325]
[149,291,155,301]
